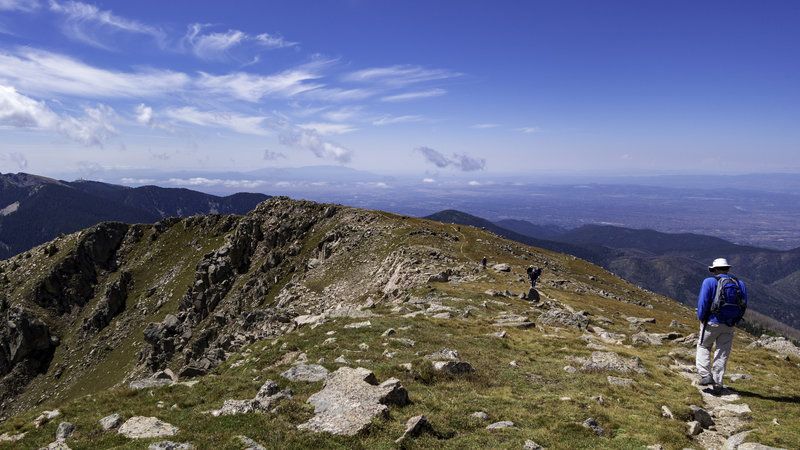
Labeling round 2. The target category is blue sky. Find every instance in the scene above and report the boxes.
[1,0,799,184]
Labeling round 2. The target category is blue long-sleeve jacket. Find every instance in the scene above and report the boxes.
[697,274,747,324]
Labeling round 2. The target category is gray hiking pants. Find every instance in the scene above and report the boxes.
[695,322,735,386]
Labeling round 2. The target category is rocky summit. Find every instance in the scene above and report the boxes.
[0,197,798,449]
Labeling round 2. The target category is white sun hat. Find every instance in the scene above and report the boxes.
[709,258,732,272]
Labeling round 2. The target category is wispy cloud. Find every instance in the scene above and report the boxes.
[184,23,297,61]
[298,122,357,135]
[516,127,542,134]
[416,146,486,172]
[166,177,268,189]
[0,151,29,170]
[263,149,286,161]
[196,67,324,102]
[164,106,271,136]
[372,115,423,126]
[381,88,446,102]
[0,84,117,145]
[321,106,363,122]
[472,123,499,129]
[0,0,40,12]
[49,0,165,49]
[344,65,459,87]
[0,48,190,98]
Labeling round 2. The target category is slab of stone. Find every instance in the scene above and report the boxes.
[118,416,179,439]
[715,403,752,417]
[486,421,515,429]
[99,414,123,430]
[721,430,752,450]
[344,320,371,329]
[280,364,329,382]
[581,351,648,375]
[297,367,409,436]
[523,440,545,450]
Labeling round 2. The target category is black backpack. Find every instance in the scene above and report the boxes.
[710,275,747,326]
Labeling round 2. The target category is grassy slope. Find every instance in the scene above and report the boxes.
[1,206,798,449]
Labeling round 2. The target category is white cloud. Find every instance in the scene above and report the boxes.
[322,106,362,122]
[298,122,357,135]
[164,106,270,136]
[0,151,28,170]
[166,177,267,189]
[516,127,542,134]
[256,32,298,49]
[134,103,153,125]
[301,87,374,102]
[381,88,446,102]
[121,177,156,184]
[184,24,298,61]
[49,0,165,49]
[279,129,351,163]
[263,149,285,161]
[468,181,481,186]
[372,115,423,126]
[0,49,190,98]
[416,146,486,172]
[344,65,459,87]
[0,0,39,12]
[196,68,324,102]
[423,177,435,183]
[0,84,116,145]
[472,123,499,129]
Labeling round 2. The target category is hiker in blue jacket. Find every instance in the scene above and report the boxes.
[696,258,747,395]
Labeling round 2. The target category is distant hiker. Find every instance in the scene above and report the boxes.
[527,266,542,288]
[696,258,748,395]
[481,256,487,268]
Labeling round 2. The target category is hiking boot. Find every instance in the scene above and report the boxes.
[699,376,713,386]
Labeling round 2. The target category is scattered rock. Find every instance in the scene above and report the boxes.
[687,421,702,436]
[212,380,291,416]
[395,414,434,443]
[523,439,545,449]
[492,264,511,272]
[99,414,123,430]
[432,360,475,375]
[117,416,179,439]
[582,417,604,436]
[280,364,329,382]
[486,421,515,429]
[471,411,489,421]
[0,432,25,442]
[344,320,371,329]
[690,405,714,429]
[661,405,674,419]
[581,351,648,375]
[148,442,193,450]
[238,435,266,450]
[55,422,75,441]
[34,410,61,428]
[298,367,410,436]
[607,376,636,387]
[424,348,460,360]
[536,308,589,330]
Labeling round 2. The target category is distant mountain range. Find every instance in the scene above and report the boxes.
[0,173,269,260]
[425,210,800,337]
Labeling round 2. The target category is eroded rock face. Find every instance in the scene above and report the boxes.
[298,367,410,436]
[0,306,57,405]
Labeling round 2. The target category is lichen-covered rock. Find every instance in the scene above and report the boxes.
[581,352,648,375]
[280,364,329,382]
[298,367,409,435]
[536,308,589,330]
[117,416,178,439]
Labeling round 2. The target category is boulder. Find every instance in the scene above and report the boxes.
[99,414,123,430]
[582,417,604,436]
[536,308,589,330]
[281,364,329,382]
[55,422,75,441]
[117,416,179,439]
[432,360,475,375]
[395,415,434,443]
[581,352,648,375]
[297,367,409,436]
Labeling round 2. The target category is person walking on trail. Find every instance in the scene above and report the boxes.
[527,266,542,288]
[696,258,748,395]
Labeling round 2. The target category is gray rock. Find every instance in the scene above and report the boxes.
[737,444,789,450]
[99,413,123,431]
[729,373,752,382]
[471,411,489,421]
[424,348,460,360]
[715,403,752,417]
[238,435,266,450]
[344,320,371,329]
[492,263,511,272]
[721,430,752,450]
[129,378,172,390]
[686,420,702,436]
[661,405,674,419]
[395,415,434,443]
[280,364,329,382]
[581,352,648,375]
[523,440,545,450]
[607,376,636,386]
[55,422,75,441]
[690,405,714,429]
[669,320,686,328]
[148,442,194,450]
[536,308,589,330]
[298,367,410,436]
[432,360,475,375]
[117,416,179,439]
[581,418,604,436]
[486,421,515,429]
